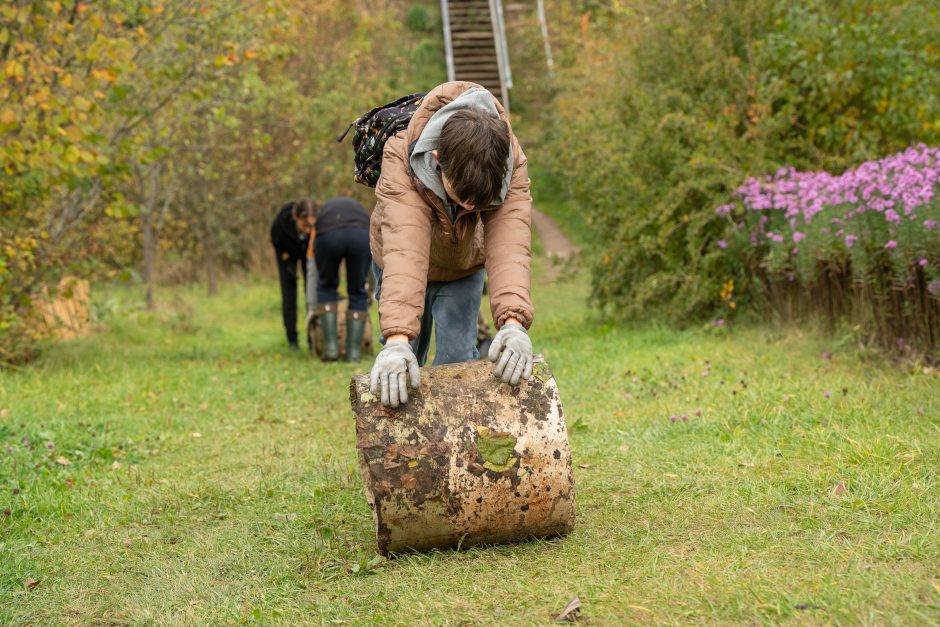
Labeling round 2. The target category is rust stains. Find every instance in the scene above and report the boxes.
[350,356,575,555]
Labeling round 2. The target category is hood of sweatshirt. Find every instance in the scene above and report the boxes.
[409,86,514,207]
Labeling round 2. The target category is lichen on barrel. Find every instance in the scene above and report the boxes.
[349,355,575,556]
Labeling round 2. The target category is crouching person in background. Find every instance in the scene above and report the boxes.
[270,198,317,350]
[314,197,372,361]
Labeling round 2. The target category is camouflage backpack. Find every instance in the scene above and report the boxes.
[337,92,427,187]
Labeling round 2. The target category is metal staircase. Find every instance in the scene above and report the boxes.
[441,0,512,112]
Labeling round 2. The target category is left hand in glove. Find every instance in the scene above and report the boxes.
[487,322,533,385]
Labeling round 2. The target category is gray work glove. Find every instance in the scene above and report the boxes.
[370,341,421,408]
[488,323,533,385]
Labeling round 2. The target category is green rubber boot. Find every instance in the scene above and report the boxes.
[318,303,340,362]
[345,310,367,362]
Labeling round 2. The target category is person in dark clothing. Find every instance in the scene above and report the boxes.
[313,197,372,361]
[270,198,317,349]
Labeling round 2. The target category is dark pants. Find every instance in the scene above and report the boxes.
[314,227,371,311]
[373,262,485,367]
[275,250,307,346]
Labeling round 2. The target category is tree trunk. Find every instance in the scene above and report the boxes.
[350,356,575,556]
[204,219,218,296]
[141,211,157,310]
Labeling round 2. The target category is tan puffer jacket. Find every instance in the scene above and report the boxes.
[370,82,533,340]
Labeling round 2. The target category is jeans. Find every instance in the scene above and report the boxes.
[373,262,485,366]
[314,227,372,311]
[274,250,307,345]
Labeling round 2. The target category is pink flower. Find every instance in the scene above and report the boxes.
[919,258,929,267]
[885,240,898,249]
[715,204,734,217]
[823,390,831,398]
[925,220,937,230]
[772,234,784,243]
[792,232,805,243]
[845,235,858,247]
[717,239,728,249]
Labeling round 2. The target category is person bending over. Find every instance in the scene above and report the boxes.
[313,196,372,361]
[369,81,534,407]
[270,198,316,350]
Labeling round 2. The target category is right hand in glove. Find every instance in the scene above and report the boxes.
[369,340,421,408]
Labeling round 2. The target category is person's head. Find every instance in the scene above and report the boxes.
[434,107,510,210]
[291,198,318,233]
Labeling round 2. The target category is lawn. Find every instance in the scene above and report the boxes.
[2,260,939,624]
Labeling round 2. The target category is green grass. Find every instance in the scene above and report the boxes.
[2,262,939,624]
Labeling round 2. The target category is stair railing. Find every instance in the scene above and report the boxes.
[441,0,456,82]
[488,0,511,112]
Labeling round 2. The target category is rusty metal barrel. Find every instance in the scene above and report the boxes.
[350,356,575,556]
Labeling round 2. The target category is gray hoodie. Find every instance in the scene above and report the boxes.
[409,87,514,216]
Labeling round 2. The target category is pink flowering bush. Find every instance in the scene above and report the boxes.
[717,145,940,357]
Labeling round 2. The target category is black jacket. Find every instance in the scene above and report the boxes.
[316,197,370,236]
[270,202,310,260]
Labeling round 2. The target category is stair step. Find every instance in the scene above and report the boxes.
[452,38,495,46]
[452,55,499,63]
[451,31,497,39]
[453,75,502,83]
[451,24,492,32]
[452,43,496,51]
[450,17,493,30]
[455,66,500,74]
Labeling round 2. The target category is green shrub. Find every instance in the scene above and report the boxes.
[538,0,940,323]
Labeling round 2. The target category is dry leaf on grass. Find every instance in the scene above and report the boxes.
[551,596,581,622]
[831,482,847,496]
[25,577,40,590]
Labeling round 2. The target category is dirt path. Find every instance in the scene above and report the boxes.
[531,207,577,282]
[532,207,577,259]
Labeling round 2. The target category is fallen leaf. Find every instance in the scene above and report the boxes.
[795,602,822,610]
[737,461,755,468]
[111,461,122,470]
[366,554,386,571]
[122,538,132,547]
[25,577,39,591]
[55,456,71,466]
[190,432,202,438]
[578,464,591,469]
[551,596,581,622]
[199,403,208,410]
[0,409,9,418]
[831,482,847,496]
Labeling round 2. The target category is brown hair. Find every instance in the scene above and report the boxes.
[292,198,318,220]
[437,108,510,209]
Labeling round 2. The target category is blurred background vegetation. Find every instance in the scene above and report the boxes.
[2,0,939,364]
